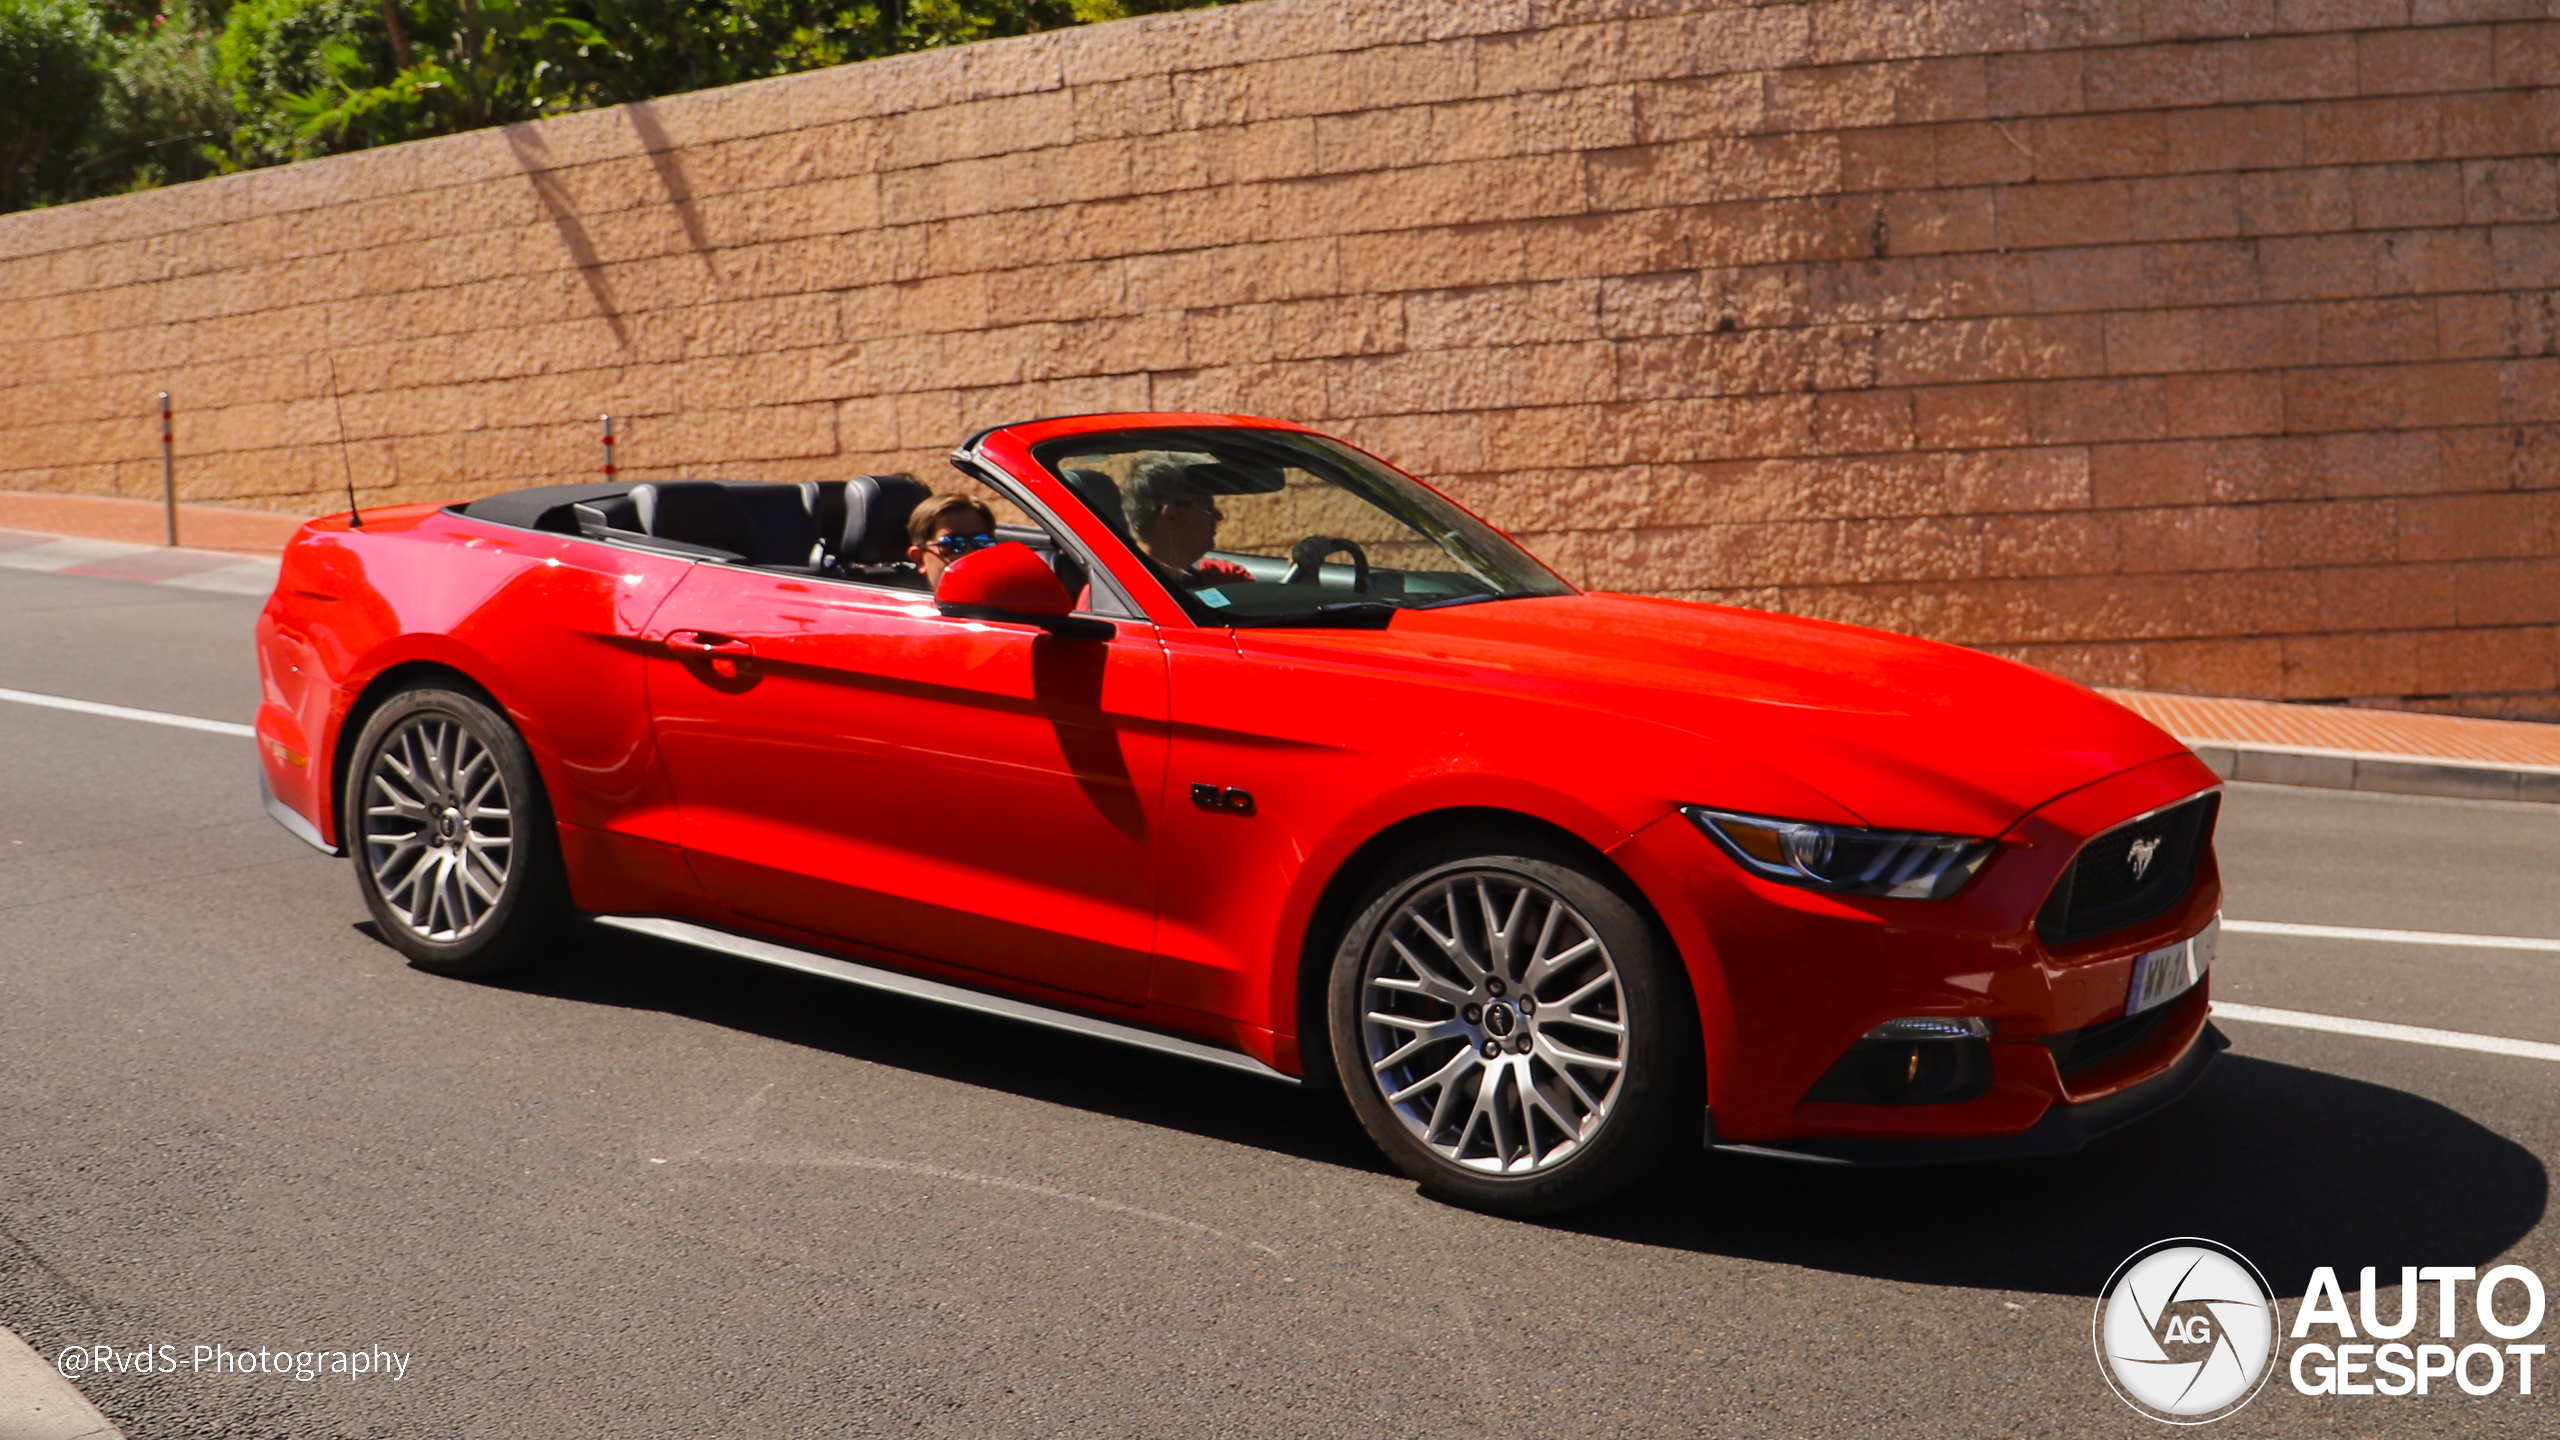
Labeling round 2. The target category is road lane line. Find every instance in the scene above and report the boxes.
[2215,1002,2560,1064]
[0,686,253,738]
[2224,918,2560,952]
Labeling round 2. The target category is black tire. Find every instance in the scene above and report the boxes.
[343,685,568,978]
[1327,846,1699,1215]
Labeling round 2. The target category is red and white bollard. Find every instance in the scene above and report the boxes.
[600,414,617,479]
[158,391,177,547]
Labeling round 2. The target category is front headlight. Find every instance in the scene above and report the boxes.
[1682,806,1994,900]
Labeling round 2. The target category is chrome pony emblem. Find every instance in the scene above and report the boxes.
[2126,835,2163,881]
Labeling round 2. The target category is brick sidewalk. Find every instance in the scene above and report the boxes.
[2106,690,2560,804]
[0,492,306,556]
[2107,691,2560,771]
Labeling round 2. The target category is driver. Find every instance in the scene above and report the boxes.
[1121,455,1252,589]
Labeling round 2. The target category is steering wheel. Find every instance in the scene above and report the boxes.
[1281,535,1370,593]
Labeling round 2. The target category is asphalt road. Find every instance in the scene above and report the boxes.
[1,564,2554,1439]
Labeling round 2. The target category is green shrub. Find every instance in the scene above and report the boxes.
[0,0,1227,212]
[218,0,419,162]
[0,0,108,208]
[84,2,234,194]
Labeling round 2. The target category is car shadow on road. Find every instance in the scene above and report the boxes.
[455,921,1395,1176]
[413,923,2546,1293]
[1567,1052,2548,1298]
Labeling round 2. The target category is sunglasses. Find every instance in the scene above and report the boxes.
[924,532,999,558]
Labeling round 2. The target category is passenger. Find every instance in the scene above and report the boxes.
[1120,455,1252,589]
[905,492,999,590]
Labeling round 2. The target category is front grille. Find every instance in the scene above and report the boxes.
[2036,793,2218,947]
[2042,1005,2169,1077]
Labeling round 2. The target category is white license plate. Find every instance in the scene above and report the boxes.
[2127,914,2218,1017]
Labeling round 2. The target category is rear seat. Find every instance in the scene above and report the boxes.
[511,476,1087,596]
[727,484,827,569]
[571,483,742,562]
[570,480,825,569]
[837,476,930,570]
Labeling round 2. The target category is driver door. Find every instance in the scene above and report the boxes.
[642,564,1169,1004]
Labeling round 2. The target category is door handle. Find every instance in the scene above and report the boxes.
[665,630,755,677]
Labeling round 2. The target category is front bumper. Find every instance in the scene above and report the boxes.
[1708,1018,2229,1165]
[1615,750,2228,1146]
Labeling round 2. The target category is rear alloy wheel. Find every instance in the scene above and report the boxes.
[1329,852,1697,1214]
[346,686,565,977]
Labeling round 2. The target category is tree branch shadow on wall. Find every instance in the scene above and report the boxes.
[457,921,2545,1299]
[503,123,632,351]
[622,101,719,280]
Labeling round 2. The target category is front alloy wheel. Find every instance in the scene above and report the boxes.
[1360,871,1628,1173]
[1330,851,1697,1214]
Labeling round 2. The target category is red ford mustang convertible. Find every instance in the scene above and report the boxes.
[255,412,2224,1212]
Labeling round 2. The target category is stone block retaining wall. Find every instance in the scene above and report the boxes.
[2,0,2554,714]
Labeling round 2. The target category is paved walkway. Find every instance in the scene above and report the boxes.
[0,492,306,556]
[2108,690,2560,770]
[0,529,278,596]
[2107,690,2560,804]
[0,492,295,597]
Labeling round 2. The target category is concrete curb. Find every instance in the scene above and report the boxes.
[0,1327,124,1440]
[2190,741,2560,805]
[0,531,278,597]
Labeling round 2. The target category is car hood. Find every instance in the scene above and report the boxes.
[1386,593,2190,836]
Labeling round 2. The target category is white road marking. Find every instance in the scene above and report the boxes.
[160,565,283,596]
[0,1323,125,1439]
[0,537,137,570]
[666,1149,1287,1258]
[2215,1003,2560,1064]
[2223,918,2560,953]
[0,686,253,738]
[654,1084,1283,1256]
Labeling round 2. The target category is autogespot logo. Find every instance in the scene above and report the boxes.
[2095,1238,2282,1423]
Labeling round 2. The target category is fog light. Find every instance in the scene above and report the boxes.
[1807,1025,1995,1106]
[1864,1016,1992,1041]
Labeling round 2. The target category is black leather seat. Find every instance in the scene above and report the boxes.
[723,483,826,569]
[567,480,821,568]
[570,482,742,561]
[796,481,845,560]
[630,483,749,553]
[837,475,931,565]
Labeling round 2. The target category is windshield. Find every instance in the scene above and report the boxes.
[1028,428,1572,627]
